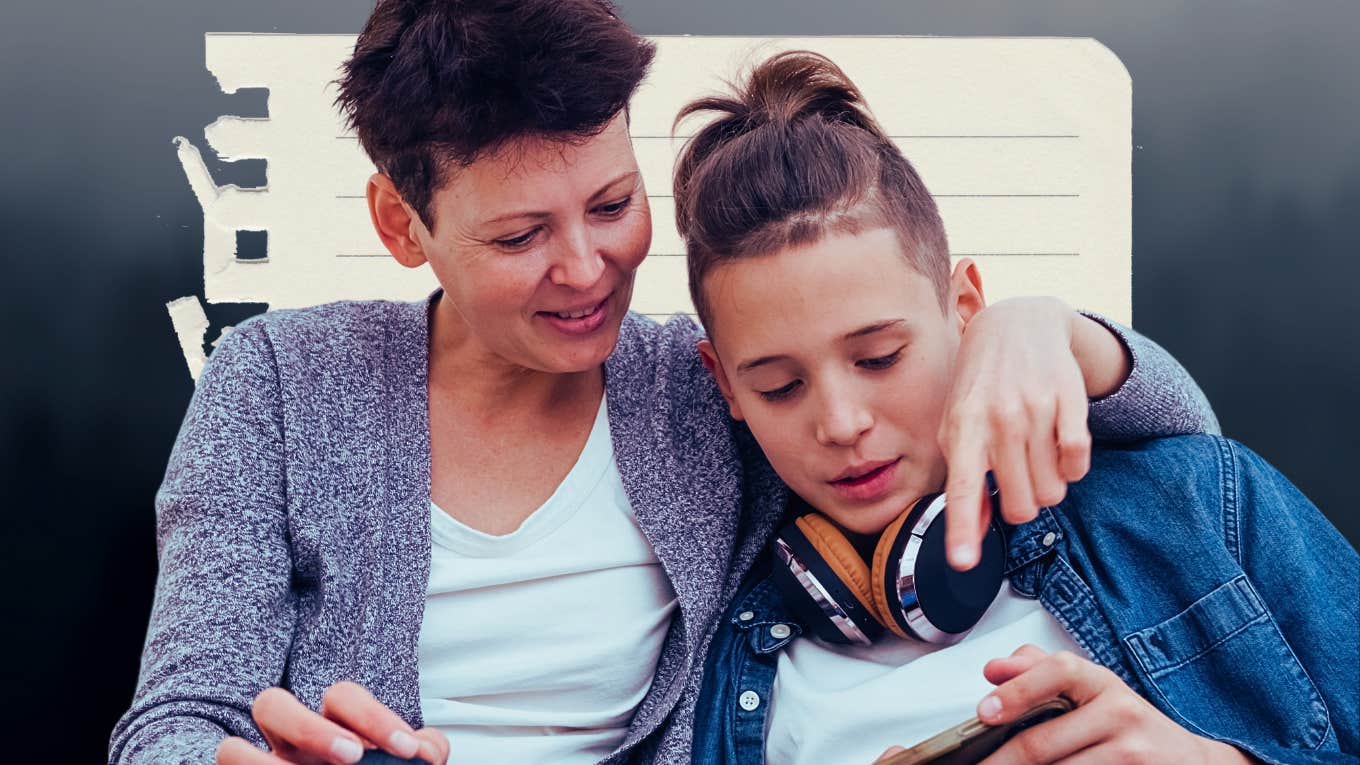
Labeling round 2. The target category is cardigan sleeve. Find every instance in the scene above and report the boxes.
[108,318,295,764]
[1081,311,1222,440]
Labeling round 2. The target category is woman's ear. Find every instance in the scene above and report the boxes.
[697,338,746,422]
[949,258,987,333]
[367,173,430,269]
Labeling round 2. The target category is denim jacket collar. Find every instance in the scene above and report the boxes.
[1003,507,1065,597]
[728,577,804,655]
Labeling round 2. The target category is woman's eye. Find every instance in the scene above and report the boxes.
[757,380,802,402]
[858,348,904,370]
[494,228,540,250]
[595,196,632,217]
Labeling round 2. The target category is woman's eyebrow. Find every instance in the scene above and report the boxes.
[483,209,552,226]
[480,172,640,226]
[589,171,640,201]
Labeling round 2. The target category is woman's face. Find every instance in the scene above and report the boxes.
[410,114,651,373]
[699,227,984,535]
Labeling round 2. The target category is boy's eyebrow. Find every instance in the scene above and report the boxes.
[737,320,910,373]
[844,319,908,340]
[736,353,791,374]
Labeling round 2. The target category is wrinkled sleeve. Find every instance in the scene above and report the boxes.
[1225,440,1359,764]
[108,319,295,764]
[1080,311,1222,440]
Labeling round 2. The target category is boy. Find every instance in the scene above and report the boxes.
[677,51,1358,764]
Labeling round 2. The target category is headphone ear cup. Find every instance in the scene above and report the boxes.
[771,515,885,644]
[794,515,883,625]
[873,495,1007,643]
[869,508,916,639]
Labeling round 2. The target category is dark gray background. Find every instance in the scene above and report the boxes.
[2,2,1356,761]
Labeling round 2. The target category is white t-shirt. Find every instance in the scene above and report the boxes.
[418,396,678,764]
[765,584,1088,765]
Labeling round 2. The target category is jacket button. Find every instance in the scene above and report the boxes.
[1041,531,1057,547]
[739,690,761,711]
[770,623,792,639]
[738,611,755,622]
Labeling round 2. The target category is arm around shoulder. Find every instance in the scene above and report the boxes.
[108,319,297,765]
[1078,311,1222,441]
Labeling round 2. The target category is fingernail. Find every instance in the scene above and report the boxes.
[950,544,978,569]
[331,736,364,764]
[977,695,1002,722]
[420,739,442,764]
[389,730,420,757]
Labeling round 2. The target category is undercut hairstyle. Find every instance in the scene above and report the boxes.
[335,0,656,229]
[673,51,951,330]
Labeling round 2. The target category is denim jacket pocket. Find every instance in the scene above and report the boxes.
[1122,575,1330,750]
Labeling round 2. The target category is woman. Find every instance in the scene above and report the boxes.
[107,2,1217,764]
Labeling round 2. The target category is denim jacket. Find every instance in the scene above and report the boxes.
[692,436,1359,765]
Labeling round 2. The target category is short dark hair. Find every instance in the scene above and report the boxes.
[673,51,950,330]
[335,0,656,229]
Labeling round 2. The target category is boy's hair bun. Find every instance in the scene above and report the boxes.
[677,50,887,141]
[674,50,950,330]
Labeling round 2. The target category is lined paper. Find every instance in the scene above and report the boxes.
[172,34,1130,371]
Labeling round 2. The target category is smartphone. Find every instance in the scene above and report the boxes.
[875,698,1075,765]
[356,752,427,765]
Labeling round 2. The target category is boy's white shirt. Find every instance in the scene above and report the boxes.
[765,585,1088,765]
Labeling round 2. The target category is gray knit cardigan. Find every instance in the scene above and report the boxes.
[108,290,1217,764]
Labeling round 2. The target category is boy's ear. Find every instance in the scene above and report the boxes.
[367,173,430,269]
[697,338,746,422]
[949,258,987,333]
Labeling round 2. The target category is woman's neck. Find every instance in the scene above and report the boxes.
[426,293,603,417]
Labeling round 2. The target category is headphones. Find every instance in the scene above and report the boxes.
[770,483,1007,646]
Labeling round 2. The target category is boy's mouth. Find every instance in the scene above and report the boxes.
[826,454,903,503]
[827,457,902,502]
[830,457,900,484]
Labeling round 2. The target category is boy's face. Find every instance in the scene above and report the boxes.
[699,227,984,535]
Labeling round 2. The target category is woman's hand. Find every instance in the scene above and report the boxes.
[216,682,450,765]
[938,297,1130,570]
[974,645,1252,764]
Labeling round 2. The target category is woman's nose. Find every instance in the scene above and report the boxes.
[548,228,606,290]
[814,390,874,447]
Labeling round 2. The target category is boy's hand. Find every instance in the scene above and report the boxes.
[974,645,1252,765]
[216,682,449,765]
[939,296,1100,570]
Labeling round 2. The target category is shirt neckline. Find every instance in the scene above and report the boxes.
[429,394,613,557]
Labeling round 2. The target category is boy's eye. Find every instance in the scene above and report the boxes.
[595,195,632,217]
[494,228,540,250]
[757,380,802,402]
[858,348,905,370]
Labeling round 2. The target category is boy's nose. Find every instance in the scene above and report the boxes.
[814,394,874,447]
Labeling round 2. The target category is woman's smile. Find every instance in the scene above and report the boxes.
[537,293,612,336]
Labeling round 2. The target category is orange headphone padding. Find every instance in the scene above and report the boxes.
[870,509,915,639]
[793,514,888,625]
